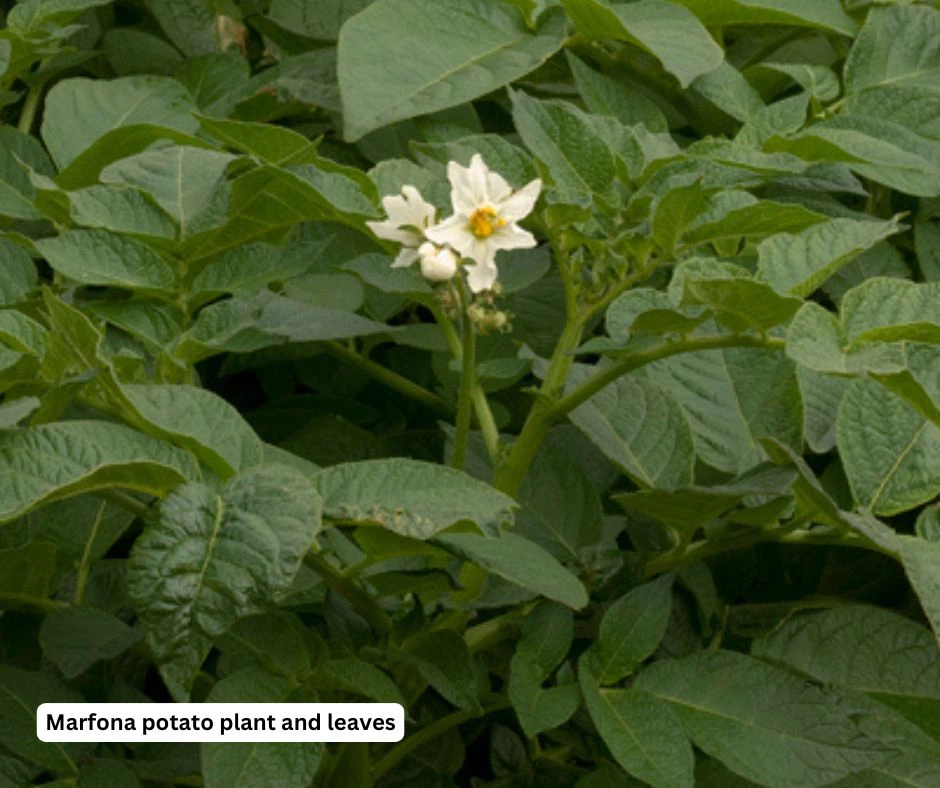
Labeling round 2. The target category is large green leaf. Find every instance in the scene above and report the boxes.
[561,0,723,88]
[840,279,940,346]
[838,377,940,515]
[0,126,55,220]
[0,667,88,772]
[119,384,264,478]
[202,668,323,788]
[35,230,178,295]
[338,0,565,140]
[511,91,615,199]
[752,605,940,739]
[579,661,694,788]
[128,466,322,700]
[672,0,855,36]
[644,346,802,475]
[0,421,199,524]
[41,76,199,169]
[758,218,903,298]
[900,536,940,646]
[100,145,237,236]
[39,607,142,680]
[436,531,589,609]
[567,366,696,488]
[635,651,893,787]
[313,458,515,538]
[844,6,940,96]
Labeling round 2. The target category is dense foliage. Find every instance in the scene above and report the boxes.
[1,0,939,785]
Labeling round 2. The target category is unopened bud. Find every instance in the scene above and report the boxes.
[418,242,459,282]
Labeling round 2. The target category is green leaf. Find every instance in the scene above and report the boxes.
[844,6,940,96]
[584,574,674,685]
[635,650,892,787]
[566,52,668,133]
[614,466,796,540]
[268,0,371,41]
[189,242,320,306]
[412,134,539,192]
[100,146,237,236]
[147,0,241,58]
[313,458,515,539]
[0,240,37,306]
[671,0,856,36]
[798,367,848,454]
[758,217,903,298]
[338,0,565,140]
[202,668,323,788]
[684,197,827,247]
[645,346,802,475]
[50,185,178,241]
[396,629,480,711]
[41,76,199,170]
[508,602,579,737]
[175,292,390,363]
[561,0,723,88]
[35,230,178,295]
[900,536,940,646]
[766,119,940,198]
[752,605,940,739]
[0,421,199,524]
[39,607,142,679]
[838,377,940,515]
[761,438,901,553]
[0,126,56,220]
[840,279,940,346]
[0,543,58,603]
[579,661,694,788]
[435,530,589,609]
[514,440,604,562]
[128,466,322,700]
[179,164,375,264]
[308,658,405,706]
[216,612,313,680]
[119,384,264,478]
[0,667,88,772]
[0,396,40,429]
[568,367,696,488]
[511,91,616,198]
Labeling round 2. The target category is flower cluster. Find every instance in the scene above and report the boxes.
[366,154,542,293]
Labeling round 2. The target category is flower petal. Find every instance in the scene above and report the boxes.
[426,215,476,257]
[448,155,489,215]
[465,259,499,293]
[382,186,436,230]
[486,168,512,204]
[391,247,420,268]
[491,223,537,252]
[498,178,542,222]
[366,219,415,245]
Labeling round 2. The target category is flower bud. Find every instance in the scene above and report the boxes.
[418,242,459,282]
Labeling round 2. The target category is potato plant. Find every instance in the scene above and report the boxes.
[0,0,939,785]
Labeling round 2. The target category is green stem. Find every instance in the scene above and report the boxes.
[303,551,391,635]
[323,341,452,418]
[95,488,153,519]
[0,592,68,613]
[431,303,500,465]
[17,76,46,135]
[463,603,535,654]
[371,698,513,782]
[644,526,897,577]
[451,289,476,470]
[550,334,786,420]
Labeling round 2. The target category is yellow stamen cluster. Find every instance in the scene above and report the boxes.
[468,206,505,238]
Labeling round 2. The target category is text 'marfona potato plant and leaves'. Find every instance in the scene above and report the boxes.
[1,0,939,785]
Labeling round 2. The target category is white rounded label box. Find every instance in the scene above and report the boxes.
[37,703,405,743]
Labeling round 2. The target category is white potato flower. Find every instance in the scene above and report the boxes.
[426,154,541,293]
[365,185,437,269]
